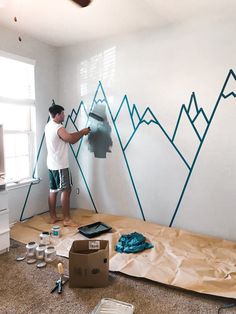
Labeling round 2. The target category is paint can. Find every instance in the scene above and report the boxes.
[51,225,60,238]
[39,231,51,245]
[36,244,47,260]
[44,246,56,262]
[26,241,38,257]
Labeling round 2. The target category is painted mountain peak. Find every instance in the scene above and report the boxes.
[222,69,236,98]
[70,101,88,123]
[93,81,108,105]
[114,95,136,149]
[139,107,158,125]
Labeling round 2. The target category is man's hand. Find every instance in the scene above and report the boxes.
[81,127,91,136]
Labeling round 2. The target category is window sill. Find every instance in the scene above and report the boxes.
[7,178,41,190]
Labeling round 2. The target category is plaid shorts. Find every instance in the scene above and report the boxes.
[48,168,72,192]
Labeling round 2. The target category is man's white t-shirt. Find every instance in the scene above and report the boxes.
[45,119,69,170]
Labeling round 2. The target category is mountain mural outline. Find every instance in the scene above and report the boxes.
[20,70,234,229]
[171,92,209,167]
[169,69,236,227]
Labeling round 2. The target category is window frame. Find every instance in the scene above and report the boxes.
[0,51,36,187]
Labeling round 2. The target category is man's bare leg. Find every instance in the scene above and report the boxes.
[61,188,77,227]
[48,191,63,224]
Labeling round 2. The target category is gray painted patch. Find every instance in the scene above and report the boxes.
[87,104,113,158]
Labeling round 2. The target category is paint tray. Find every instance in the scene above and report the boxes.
[91,298,134,314]
[78,222,112,238]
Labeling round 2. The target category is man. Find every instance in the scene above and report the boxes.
[45,102,90,227]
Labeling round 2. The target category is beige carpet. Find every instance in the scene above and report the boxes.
[3,239,236,314]
[10,208,236,299]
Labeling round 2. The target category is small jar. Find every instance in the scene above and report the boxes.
[26,241,38,257]
[39,231,50,245]
[51,225,60,238]
[36,244,47,260]
[44,246,56,262]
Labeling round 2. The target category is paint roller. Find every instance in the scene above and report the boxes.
[88,111,104,122]
[88,104,105,122]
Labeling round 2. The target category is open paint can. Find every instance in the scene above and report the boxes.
[40,231,50,245]
[26,241,38,257]
[36,244,47,260]
[44,246,56,262]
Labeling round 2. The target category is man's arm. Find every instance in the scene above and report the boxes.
[58,127,90,144]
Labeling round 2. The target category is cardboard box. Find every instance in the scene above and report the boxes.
[69,240,109,288]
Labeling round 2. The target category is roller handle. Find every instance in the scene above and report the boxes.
[58,262,64,275]
[57,279,62,294]
[57,263,64,294]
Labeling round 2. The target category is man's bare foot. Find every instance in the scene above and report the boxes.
[63,219,78,227]
[50,217,63,224]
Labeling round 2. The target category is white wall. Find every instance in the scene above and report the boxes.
[0,26,58,223]
[1,12,235,242]
[57,14,236,240]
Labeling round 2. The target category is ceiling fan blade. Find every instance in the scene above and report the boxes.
[70,0,92,7]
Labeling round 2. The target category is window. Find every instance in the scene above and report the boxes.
[0,52,36,184]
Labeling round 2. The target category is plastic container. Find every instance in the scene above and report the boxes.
[36,244,47,260]
[26,241,38,257]
[44,246,56,262]
[91,298,134,314]
[51,226,60,238]
[39,231,50,245]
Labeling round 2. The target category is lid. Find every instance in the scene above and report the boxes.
[16,255,26,261]
[37,261,47,268]
[52,225,60,229]
[27,258,37,264]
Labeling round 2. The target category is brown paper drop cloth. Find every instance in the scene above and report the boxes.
[10,208,236,299]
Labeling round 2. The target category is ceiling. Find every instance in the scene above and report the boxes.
[0,0,235,47]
